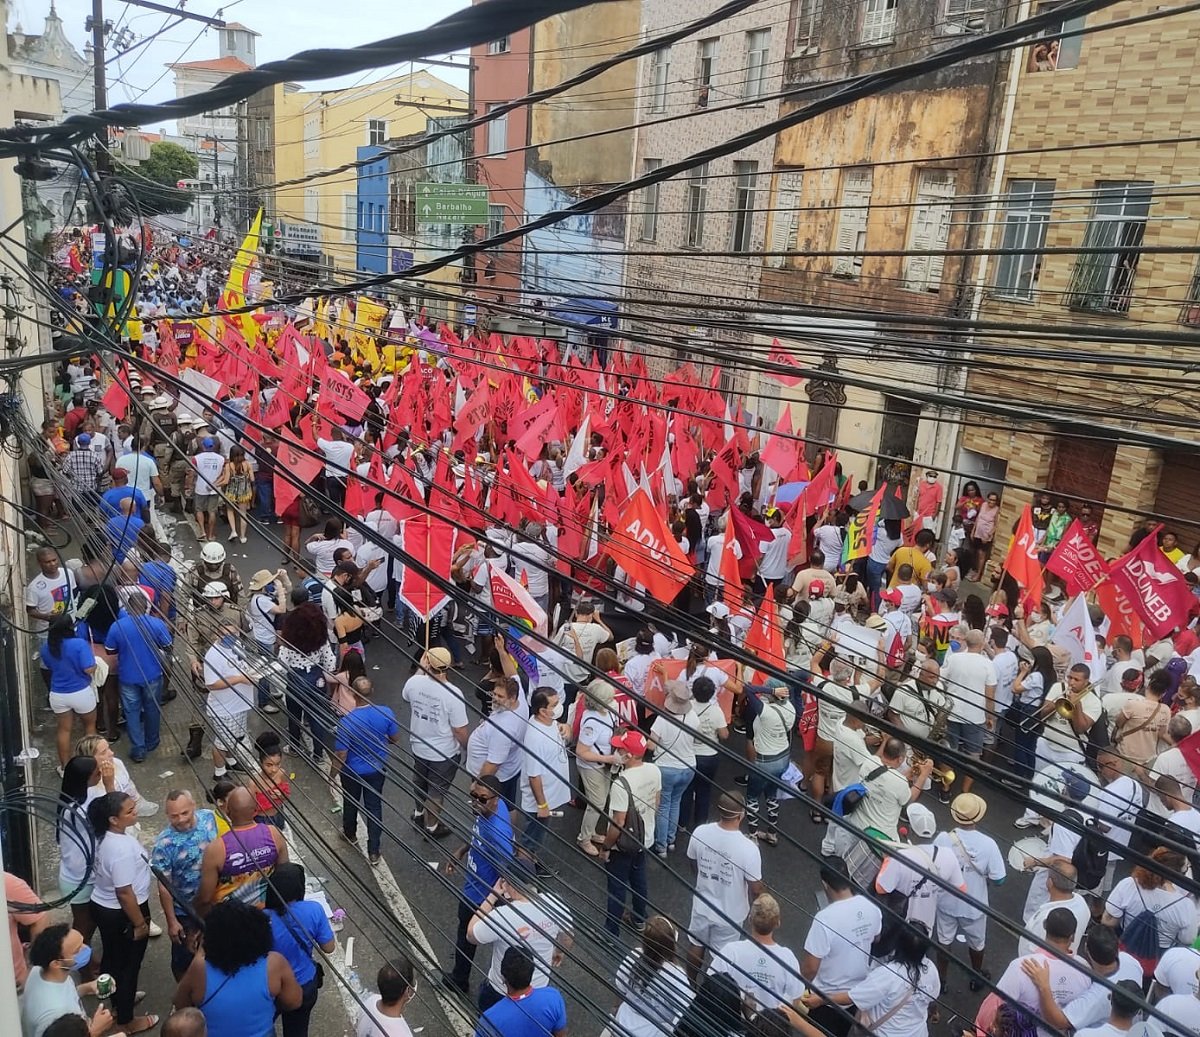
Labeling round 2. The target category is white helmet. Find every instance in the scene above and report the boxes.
[202,581,229,599]
[200,542,226,565]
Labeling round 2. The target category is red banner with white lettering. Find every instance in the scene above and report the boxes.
[319,367,371,422]
[605,488,691,602]
[1044,518,1110,596]
[1105,530,1193,640]
[1002,505,1044,610]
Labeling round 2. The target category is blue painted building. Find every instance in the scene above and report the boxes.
[355,145,389,274]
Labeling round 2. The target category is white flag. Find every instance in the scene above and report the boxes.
[1051,594,1106,682]
[563,415,590,478]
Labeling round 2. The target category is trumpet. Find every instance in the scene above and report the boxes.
[911,750,956,790]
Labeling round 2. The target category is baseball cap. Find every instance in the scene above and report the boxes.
[808,580,825,597]
[76,433,91,446]
[706,602,731,620]
[611,728,648,757]
[879,588,902,606]
[907,803,937,839]
[1061,770,1091,802]
[112,467,128,480]
[421,647,453,672]
[201,436,216,449]
[985,602,1010,618]
[950,792,988,825]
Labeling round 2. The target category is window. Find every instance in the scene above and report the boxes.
[685,162,710,249]
[640,158,662,242]
[1066,181,1152,315]
[994,179,1054,299]
[861,0,897,45]
[303,114,320,161]
[793,0,823,50]
[255,117,268,147]
[486,104,507,155]
[832,168,872,278]
[744,29,771,100]
[344,193,356,242]
[767,170,803,268]
[903,170,956,293]
[696,37,718,107]
[943,0,985,33]
[304,187,318,225]
[488,36,510,54]
[226,29,237,51]
[487,204,505,239]
[1028,1,1085,71]
[1182,265,1200,326]
[368,119,387,146]
[649,48,671,113]
[731,161,759,253]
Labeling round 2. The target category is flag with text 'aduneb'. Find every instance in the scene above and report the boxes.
[1105,529,1193,640]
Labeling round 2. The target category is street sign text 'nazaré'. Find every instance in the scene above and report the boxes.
[417,183,489,225]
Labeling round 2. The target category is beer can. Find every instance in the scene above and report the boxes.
[96,973,115,999]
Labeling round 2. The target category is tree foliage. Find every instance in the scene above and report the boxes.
[118,141,199,216]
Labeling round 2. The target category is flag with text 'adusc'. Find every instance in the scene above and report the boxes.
[1105,530,1193,640]
[606,488,691,603]
[1044,519,1109,596]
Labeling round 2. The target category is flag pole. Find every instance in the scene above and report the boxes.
[425,511,432,651]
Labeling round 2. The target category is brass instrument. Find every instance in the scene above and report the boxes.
[911,749,956,790]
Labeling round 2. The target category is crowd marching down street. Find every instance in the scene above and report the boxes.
[13,213,1200,1037]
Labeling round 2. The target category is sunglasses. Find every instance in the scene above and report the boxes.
[469,791,497,804]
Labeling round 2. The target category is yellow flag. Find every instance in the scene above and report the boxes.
[221,209,263,344]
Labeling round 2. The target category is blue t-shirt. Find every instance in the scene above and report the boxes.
[268,900,334,986]
[39,637,95,693]
[475,987,567,1037]
[463,802,514,905]
[104,614,172,683]
[139,561,178,616]
[105,513,145,562]
[99,486,147,520]
[335,705,400,775]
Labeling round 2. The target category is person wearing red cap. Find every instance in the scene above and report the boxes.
[600,728,661,937]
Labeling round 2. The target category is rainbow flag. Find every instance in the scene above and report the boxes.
[841,483,885,567]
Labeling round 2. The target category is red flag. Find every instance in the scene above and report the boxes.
[760,407,799,479]
[767,339,805,386]
[728,505,772,580]
[718,519,746,615]
[101,367,131,420]
[261,388,292,429]
[1105,529,1194,640]
[384,463,423,524]
[273,429,324,517]
[1175,729,1200,789]
[707,436,741,508]
[1002,505,1044,611]
[1045,519,1110,597]
[1094,580,1145,649]
[320,366,371,422]
[786,452,837,567]
[605,488,692,603]
[452,381,491,455]
[393,516,458,620]
[743,596,786,685]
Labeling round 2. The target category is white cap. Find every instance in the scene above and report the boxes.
[706,602,731,620]
[907,802,936,839]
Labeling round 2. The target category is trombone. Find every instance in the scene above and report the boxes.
[911,749,956,790]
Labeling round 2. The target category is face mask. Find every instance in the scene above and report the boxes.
[926,475,937,483]
[926,582,938,592]
[949,639,962,652]
[551,699,564,721]
[64,944,92,971]
[219,634,237,649]
[263,584,275,597]
[1028,613,1043,624]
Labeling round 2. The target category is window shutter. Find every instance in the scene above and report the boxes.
[905,171,956,291]
[833,169,872,277]
[769,171,803,267]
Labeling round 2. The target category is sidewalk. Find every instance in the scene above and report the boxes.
[20,521,461,1037]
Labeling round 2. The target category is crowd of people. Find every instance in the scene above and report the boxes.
[9,226,1200,1037]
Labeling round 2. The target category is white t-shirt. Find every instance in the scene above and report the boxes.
[759,528,793,581]
[203,642,254,720]
[511,541,551,598]
[610,763,662,850]
[941,651,997,726]
[848,958,940,1037]
[306,537,354,578]
[554,622,610,684]
[692,700,726,758]
[1018,893,1092,956]
[1088,773,1142,856]
[576,708,615,772]
[355,1000,414,1037]
[317,438,355,477]
[853,760,912,841]
[831,724,870,793]
[1155,945,1200,996]
[1151,994,1200,1037]
[710,938,804,1010]
[248,592,278,646]
[816,678,855,741]
[114,452,159,503]
[933,828,1005,918]
[613,953,692,1037]
[997,951,1092,1037]
[687,823,762,929]
[355,541,390,594]
[650,709,700,771]
[1147,747,1198,817]
[21,967,85,1037]
[875,844,965,931]
[402,674,468,761]
[192,450,225,491]
[623,653,654,697]
[992,649,1019,712]
[520,720,571,811]
[91,830,151,907]
[473,894,573,992]
[803,894,882,990]
[1063,951,1144,1031]
[465,707,527,782]
[1105,879,1199,950]
[25,569,78,634]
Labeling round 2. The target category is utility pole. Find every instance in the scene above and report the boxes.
[88,0,111,171]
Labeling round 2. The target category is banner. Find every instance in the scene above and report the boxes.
[841,484,883,567]
[393,516,459,620]
[273,429,324,517]
[320,367,371,423]
[488,562,548,636]
[1044,519,1109,596]
[605,488,691,603]
[1002,504,1044,610]
[1105,530,1193,640]
[1051,594,1106,682]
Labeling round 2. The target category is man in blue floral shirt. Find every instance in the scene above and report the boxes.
[150,789,217,978]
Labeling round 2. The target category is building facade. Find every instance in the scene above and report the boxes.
[6,4,91,118]
[960,0,1200,556]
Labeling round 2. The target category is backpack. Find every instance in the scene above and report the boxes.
[1065,808,1109,891]
[831,764,888,817]
[611,776,646,854]
[301,576,324,605]
[1120,884,1161,963]
[1077,711,1111,769]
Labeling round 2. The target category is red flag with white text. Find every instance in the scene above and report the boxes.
[1105,530,1193,640]
[1045,519,1110,596]
[1002,505,1044,611]
[605,488,692,603]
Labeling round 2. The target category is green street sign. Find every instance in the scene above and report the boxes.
[416,183,489,225]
